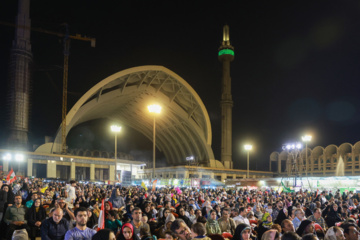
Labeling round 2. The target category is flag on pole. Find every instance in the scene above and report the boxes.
[152,179,157,192]
[41,186,48,193]
[141,181,148,191]
[6,168,16,184]
[97,199,105,231]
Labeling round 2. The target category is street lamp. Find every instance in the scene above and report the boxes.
[244,144,252,179]
[111,125,122,182]
[148,104,162,180]
[302,135,312,176]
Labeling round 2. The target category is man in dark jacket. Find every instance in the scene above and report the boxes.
[41,208,70,240]
[0,185,8,221]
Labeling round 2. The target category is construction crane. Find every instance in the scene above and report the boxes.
[1,21,96,154]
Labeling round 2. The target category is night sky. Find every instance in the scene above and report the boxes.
[0,1,360,170]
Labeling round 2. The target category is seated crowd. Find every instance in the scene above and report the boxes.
[0,179,359,240]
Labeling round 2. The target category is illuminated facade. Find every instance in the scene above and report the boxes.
[269,141,360,176]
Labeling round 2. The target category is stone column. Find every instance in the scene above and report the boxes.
[70,162,76,180]
[90,164,95,181]
[100,169,104,181]
[3,161,9,172]
[47,160,56,178]
[109,165,115,181]
[278,159,281,174]
[27,158,33,177]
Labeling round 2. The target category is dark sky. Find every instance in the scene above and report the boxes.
[1,0,360,171]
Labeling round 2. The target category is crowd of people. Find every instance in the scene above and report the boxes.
[0,178,359,240]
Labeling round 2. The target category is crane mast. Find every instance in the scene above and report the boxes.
[0,20,96,154]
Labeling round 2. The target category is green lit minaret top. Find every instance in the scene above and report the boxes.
[218,25,234,57]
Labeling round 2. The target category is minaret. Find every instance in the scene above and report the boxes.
[7,0,32,150]
[218,25,234,169]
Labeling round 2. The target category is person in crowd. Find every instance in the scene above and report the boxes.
[307,208,327,231]
[0,183,8,222]
[233,207,250,226]
[217,208,236,235]
[49,198,75,221]
[257,212,274,239]
[324,226,345,240]
[157,210,175,238]
[64,207,97,239]
[206,209,222,235]
[170,219,192,240]
[25,192,38,208]
[177,206,192,228]
[281,219,295,233]
[342,223,359,240]
[125,204,135,221]
[86,208,98,229]
[3,194,29,239]
[296,220,314,237]
[281,232,302,240]
[233,223,253,240]
[292,209,305,230]
[262,229,280,240]
[272,201,283,221]
[26,198,46,240]
[117,222,141,240]
[105,201,114,219]
[41,208,70,240]
[65,180,77,207]
[188,206,196,224]
[106,209,123,234]
[191,222,211,240]
[325,205,342,228]
[132,207,150,238]
[164,230,178,240]
[92,228,116,240]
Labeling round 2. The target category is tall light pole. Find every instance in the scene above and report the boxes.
[244,144,252,179]
[302,135,312,176]
[111,125,121,182]
[148,104,162,180]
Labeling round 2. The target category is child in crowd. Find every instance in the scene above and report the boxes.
[105,210,122,234]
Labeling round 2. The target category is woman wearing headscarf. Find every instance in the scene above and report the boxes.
[105,201,114,219]
[86,208,98,229]
[124,203,134,222]
[274,208,288,225]
[26,198,47,240]
[157,208,171,228]
[117,222,141,240]
[325,204,342,227]
[109,187,125,211]
[92,229,116,240]
[233,223,255,240]
[206,209,222,235]
[157,213,175,238]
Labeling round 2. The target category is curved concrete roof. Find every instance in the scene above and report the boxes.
[52,66,215,165]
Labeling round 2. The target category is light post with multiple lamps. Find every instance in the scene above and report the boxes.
[111,125,122,182]
[148,104,162,180]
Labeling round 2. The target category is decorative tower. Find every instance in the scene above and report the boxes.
[218,25,234,169]
[7,0,32,150]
